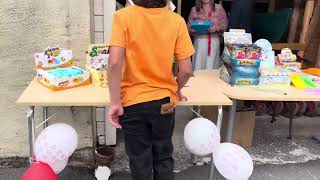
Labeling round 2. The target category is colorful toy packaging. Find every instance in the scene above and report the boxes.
[37,67,90,91]
[190,21,212,34]
[86,44,109,88]
[86,65,108,88]
[35,46,73,70]
[35,46,91,91]
[259,68,291,86]
[221,31,261,85]
[276,48,301,71]
[87,44,109,70]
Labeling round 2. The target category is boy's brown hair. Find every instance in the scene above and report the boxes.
[133,0,167,8]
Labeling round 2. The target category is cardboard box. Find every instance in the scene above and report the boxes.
[37,66,91,91]
[86,65,108,88]
[35,47,73,70]
[200,106,256,148]
[87,44,109,70]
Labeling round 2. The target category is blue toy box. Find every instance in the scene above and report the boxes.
[190,21,212,34]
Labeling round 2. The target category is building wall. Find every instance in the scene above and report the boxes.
[0,0,91,157]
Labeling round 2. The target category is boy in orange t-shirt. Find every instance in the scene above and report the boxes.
[108,0,194,179]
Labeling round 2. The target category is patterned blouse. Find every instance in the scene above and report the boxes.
[188,4,228,33]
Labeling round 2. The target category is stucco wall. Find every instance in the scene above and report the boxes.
[0,0,91,157]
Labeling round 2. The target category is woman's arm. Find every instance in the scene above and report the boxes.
[188,7,198,33]
[211,4,228,32]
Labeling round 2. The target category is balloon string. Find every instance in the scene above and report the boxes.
[187,106,204,118]
[36,107,65,129]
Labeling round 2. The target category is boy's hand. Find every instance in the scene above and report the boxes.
[178,90,188,101]
[108,102,124,129]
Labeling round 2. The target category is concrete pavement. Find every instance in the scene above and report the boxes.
[1,107,320,179]
[1,160,320,180]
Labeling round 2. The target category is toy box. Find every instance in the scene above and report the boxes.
[87,44,109,70]
[86,65,108,88]
[259,68,291,85]
[37,66,90,91]
[35,46,73,70]
[220,64,260,85]
[276,59,302,71]
[190,21,212,34]
[277,48,297,62]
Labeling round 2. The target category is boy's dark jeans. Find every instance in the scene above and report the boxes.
[120,97,175,180]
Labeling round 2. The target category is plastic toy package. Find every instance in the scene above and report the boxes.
[225,44,262,60]
[223,31,252,45]
[86,44,109,88]
[220,63,260,86]
[35,46,73,70]
[190,21,212,34]
[37,66,91,91]
[259,68,291,86]
[276,59,302,71]
[86,65,108,88]
[277,48,297,62]
[87,44,109,70]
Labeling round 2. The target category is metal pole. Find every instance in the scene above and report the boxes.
[92,106,97,166]
[43,106,48,129]
[289,103,294,139]
[209,106,223,180]
[177,0,182,15]
[226,99,237,142]
[103,107,107,145]
[27,106,35,163]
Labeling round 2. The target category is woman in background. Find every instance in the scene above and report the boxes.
[188,0,227,70]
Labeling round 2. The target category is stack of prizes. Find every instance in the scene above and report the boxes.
[220,30,261,85]
[276,48,301,71]
[86,44,109,88]
[253,40,292,86]
[35,46,91,91]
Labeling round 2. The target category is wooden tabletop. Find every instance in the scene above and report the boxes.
[16,77,232,107]
[180,77,232,106]
[194,70,320,102]
[16,78,110,106]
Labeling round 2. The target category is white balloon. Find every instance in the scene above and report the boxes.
[213,143,253,180]
[35,123,78,163]
[184,118,220,156]
[44,158,68,174]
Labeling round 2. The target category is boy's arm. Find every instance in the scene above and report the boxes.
[108,46,125,104]
[107,46,125,128]
[176,57,192,101]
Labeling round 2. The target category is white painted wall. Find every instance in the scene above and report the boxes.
[0,0,91,157]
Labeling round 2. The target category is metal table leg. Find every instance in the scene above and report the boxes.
[190,106,200,164]
[226,99,237,142]
[92,106,97,166]
[27,106,35,163]
[42,106,48,129]
[289,103,294,139]
[209,105,223,180]
[103,107,107,145]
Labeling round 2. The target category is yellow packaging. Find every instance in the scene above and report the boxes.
[86,65,108,88]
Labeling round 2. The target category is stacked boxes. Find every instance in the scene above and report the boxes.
[276,48,301,71]
[35,46,90,91]
[221,44,262,85]
[86,44,109,88]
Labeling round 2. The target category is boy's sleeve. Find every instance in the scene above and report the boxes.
[175,18,195,61]
[108,12,126,48]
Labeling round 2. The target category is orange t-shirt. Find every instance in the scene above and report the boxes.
[109,6,195,107]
